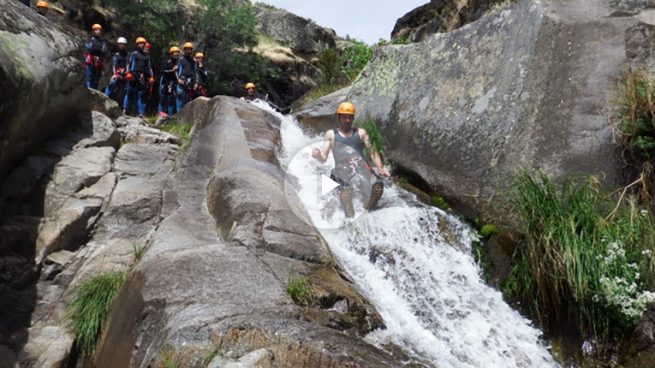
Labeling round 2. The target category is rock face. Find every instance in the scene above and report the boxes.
[94,97,402,367]
[0,0,90,181]
[391,0,513,42]
[300,0,650,225]
[253,4,337,58]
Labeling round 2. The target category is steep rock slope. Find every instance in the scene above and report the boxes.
[298,0,652,225]
[93,97,405,367]
[0,0,90,181]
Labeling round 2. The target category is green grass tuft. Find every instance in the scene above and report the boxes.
[286,276,313,307]
[68,272,126,356]
[504,171,655,344]
[480,224,499,238]
[158,119,194,152]
[355,116,387,161]
[431,195,451,210]
[133,244,146,263]
[616,69,655,159]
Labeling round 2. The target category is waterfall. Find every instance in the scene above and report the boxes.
[252,100,559,368]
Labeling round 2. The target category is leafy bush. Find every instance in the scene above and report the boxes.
[68,272,126,356]
[341,40,372,82]
[316,48,345,85]
[286,276,313,306]
[616,70,655,159]
[480,224,499,238]
[355,116,386,160]
[195,0,258,50]
[431,195,451,210]
[504,172,655,344]
[104,0,181,56]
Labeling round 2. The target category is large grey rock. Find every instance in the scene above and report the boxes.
[302,0,644,224]
[44,146,115,216]
[0,0,91,180]
[253,4,337,57]
[94,97,402,368]
[390,0,512,42]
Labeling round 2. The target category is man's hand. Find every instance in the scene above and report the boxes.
[311,148,321,159]
[375,167,391,177]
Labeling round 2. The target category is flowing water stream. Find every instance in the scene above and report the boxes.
[253,101,559,368]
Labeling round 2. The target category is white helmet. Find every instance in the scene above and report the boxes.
[117,37,127,44]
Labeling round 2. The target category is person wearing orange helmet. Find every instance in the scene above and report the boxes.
[241,82,259,101]
[104,37,129,100]
[83,23,107,90]
[123,37,154,118]
[176,42,197,110]
[35,1,48,16]
[312,102,389,216]
[193,52,208,98]
[158,46,181,116]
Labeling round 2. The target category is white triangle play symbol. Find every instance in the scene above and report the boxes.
[321,174,340,196]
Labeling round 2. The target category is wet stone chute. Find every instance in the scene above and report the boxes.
[249,100,559,368]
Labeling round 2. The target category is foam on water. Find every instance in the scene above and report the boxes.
[252,100,559,368]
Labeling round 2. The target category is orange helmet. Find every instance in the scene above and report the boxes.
[36,1,48,8]
[91,24,102,31]
[337,102,356,116]
[135,37,146,44]
[245,82,255,90]
[195,52,204,59]
[183,42,193,49]
[169,46,181,54]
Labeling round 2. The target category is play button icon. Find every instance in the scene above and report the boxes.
[321,174,340,196]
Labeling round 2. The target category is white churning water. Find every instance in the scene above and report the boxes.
[251,100,559,368]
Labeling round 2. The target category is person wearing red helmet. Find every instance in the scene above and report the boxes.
[123,37,154,118]
[83,24,107,90]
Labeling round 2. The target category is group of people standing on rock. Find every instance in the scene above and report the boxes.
[82,24,209,118]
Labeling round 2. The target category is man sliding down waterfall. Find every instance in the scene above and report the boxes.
[311,102,390,218]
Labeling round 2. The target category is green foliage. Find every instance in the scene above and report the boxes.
[68,272,126,356]
[316,48,344,85]
[195,0,258,50]
[355,116,386,160]
[472,239,491,281]
[431,195,451,210]
[480,224,499,238]
[616,70,655,159]
[286,276,313,306]
[133,243,146,262]
[158,349,182,368]
[504,172,655,344]
[376,37,410,46]
[158,119,193,145]
[206,50,277,96]
[341,40,372,82]
[104,0,181,54]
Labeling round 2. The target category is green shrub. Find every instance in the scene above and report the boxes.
[616,70,655,159]
[480,224,499,238]
[341,40,372,82]
[158,119,193,150]
[504,172,655,344]
[69,272,126,356]
[286,276,313,306]
[355,116,386,160]
[431,195,451,210]
[317,48,345,85]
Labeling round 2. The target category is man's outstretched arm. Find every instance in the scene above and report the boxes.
[312,131,333,163]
